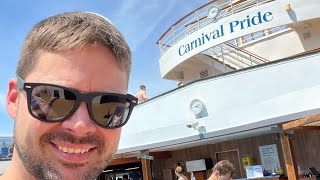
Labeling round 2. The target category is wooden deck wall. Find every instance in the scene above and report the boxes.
[291,130,320,173]
[152,133,286,180]
[152,130,320,180]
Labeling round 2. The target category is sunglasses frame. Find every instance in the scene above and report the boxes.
[17,76,138,129]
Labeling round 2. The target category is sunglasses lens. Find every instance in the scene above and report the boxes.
[30,86,76,121]
[92,95,131,127]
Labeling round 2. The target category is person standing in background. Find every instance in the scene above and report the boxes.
[123,174,129,180]
[135,85,149,103]
[175,166,188,180]
[191,172,196,180]
[207,160,235,180]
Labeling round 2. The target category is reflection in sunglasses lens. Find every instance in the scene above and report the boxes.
[31,86,76,120]
[92,95,130,127]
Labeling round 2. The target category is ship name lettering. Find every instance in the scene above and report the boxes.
[179,25,224,56]
[230,11,273,33]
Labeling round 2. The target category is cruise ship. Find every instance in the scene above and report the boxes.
[1,0,320,179]
[101,0,320,179]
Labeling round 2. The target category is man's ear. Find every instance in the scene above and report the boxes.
[214,170,220,177]
[6,78,19,120]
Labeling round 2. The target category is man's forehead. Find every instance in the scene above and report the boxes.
[26,47,128,93]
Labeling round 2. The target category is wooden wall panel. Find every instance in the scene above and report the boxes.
[152,158,174,180]
[216,150,242,178]
[152,134,286,179]
[291,130,320,172]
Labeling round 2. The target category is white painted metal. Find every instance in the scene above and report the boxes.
[159,0,320,81]
[118,51,320,154]
[158,0,273,53]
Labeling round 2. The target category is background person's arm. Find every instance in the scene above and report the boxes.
[142,91,149,100]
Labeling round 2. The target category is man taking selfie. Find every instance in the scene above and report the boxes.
[1,12,137,180]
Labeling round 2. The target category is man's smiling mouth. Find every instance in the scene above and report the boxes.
[56,145,91,154]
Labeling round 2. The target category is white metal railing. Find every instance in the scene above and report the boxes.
[157,0,275,55]
[233,25,288,46]
[209,42,269,67]
[188,24,289,71]
[204,25,289,70]
[207,45,255,69]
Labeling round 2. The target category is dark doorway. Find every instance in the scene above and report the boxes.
[216,150,242,178]
[97,162,143,180]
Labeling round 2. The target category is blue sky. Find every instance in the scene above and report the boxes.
[0,0,209,135]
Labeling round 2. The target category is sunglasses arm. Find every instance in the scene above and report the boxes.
[17,76,25,90]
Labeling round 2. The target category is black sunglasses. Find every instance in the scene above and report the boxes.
[17,76,138,129]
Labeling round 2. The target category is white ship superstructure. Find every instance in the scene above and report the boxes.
[108,0,320,179]
[3,1,319,179]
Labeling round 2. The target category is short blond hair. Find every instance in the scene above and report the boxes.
[212,160,235,177]
[17,12,131,81]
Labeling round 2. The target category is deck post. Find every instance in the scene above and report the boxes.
[172,26,176,44]
[141,159,152,180]
[140,150,152,180]
[280,133,298,180]
[196,11,200,29]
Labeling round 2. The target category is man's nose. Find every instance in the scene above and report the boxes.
[60,102,97,136]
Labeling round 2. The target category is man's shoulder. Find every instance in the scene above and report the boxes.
[178,176,188,180]
[135,91,143,96]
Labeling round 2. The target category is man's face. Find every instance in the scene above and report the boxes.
[9,46,127,180]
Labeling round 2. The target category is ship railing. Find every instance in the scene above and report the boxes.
[233,25,288,46]
[208,45,246,69]
[206,24,289,70]
[208,44,249,69]
[207,39,270,70]
[157,0,275,56]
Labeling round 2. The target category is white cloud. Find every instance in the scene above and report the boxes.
[113,0,178,52]
[113,1,137,19]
